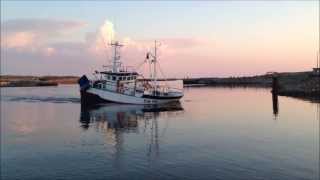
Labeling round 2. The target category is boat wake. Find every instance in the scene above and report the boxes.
[3,96,80,103]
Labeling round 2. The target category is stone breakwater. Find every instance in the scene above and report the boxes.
[276,72,319,99]
[183,71,320,99]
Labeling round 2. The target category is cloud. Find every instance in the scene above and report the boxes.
[1,18,216,76]
[1,18,87,51]
[2,48,91,76]
[85,20,117,59]
[4,32,36,49]
[5,18,273,77]
[2,18,86,35]
[100,20,115,43]
[161,38,208,49]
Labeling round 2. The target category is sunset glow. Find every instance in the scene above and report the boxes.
[1,1,319,77]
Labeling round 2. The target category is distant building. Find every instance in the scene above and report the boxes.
[312,51,320,76]
[312,68,320,76]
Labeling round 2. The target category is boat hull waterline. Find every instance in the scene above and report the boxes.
[80,88,183,105]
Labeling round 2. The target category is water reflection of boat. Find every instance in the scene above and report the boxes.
[80,102,183,130]
[79,102,183,159]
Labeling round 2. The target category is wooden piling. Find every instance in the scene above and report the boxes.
[271,74,279,94]
[271,73,279,117]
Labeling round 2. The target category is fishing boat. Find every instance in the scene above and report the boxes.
[78,41,183,105]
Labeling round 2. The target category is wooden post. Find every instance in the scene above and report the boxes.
[272,92,279,117]
[271,73,279,118]
[272,74,278,94]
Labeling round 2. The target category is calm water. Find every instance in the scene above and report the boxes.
[1,85,319,180]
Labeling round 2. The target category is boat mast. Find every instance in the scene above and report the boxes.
[110,41,123,73]
[317,50,319,69]
[153,40,157,92]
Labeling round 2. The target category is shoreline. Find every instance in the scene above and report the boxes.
[1,72,319,99]
[0,75,79,87]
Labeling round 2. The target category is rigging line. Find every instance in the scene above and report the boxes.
[157,63,166,79]
[158,62,184,91]
[160,114,170,138]
[157,62,169,87]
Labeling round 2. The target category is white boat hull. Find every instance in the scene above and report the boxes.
[82,88,183,105]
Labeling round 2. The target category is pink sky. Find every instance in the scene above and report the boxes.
[1,2,319,78]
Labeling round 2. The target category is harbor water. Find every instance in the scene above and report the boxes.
[1,85,319,180]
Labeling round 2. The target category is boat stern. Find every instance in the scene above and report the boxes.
[78,75,90,91]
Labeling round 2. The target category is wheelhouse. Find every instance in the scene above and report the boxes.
[100,71,139,82]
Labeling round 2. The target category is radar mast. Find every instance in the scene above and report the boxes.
[110,41,123,73]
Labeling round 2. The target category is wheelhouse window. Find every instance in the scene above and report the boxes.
[112,76,116,81]
[127,76,130,80]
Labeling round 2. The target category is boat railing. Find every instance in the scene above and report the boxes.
[91,79,183,96]
[102,65,136,73]
[92,80,137,96]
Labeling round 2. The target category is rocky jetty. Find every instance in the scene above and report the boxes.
[276,72,319,99]
[184,76,271,87]
[183,71,319,98]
